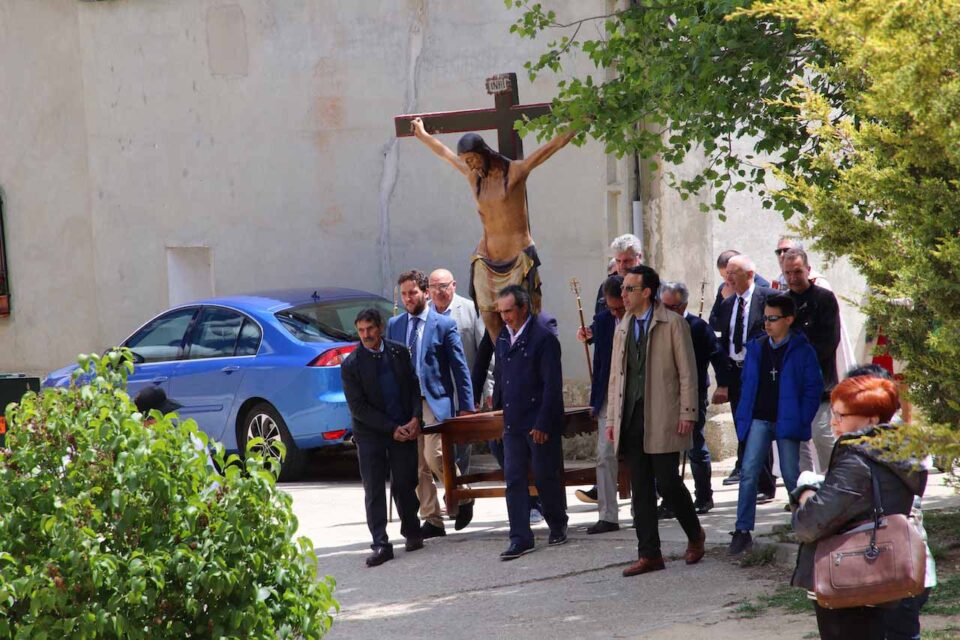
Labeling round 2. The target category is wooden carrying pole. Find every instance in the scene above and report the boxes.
[569,278,593,384]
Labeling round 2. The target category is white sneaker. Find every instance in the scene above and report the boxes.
[529,508,544,524]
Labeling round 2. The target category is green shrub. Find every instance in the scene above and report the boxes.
[0,350,337,638]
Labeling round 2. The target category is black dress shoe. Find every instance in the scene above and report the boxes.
[405,538,424,552]
[454,501,474,531]
[421,521,446,539]
[728,530,753,555]
[575,486,599,504]
[548,529,569,546]
[722,469,741,485]
[586,520,620,535]
[500,542,535,560]
[695,498,715,515]
[656,503,675,520]
[365,546,394,567]
[756,491,775,504]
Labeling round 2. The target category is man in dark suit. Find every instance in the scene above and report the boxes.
[341,308,423,567]
[387,270,475,538]
[711,255,778,493]
[660,281,726,514]
[494,285,568,559]
[708,249,771,330]
[575,274,625,532]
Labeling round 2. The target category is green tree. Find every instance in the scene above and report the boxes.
[508,0,960,464]
[0,350,338,638]
[504,0,838,218]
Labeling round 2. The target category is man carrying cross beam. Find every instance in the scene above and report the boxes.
[408,116,576,342]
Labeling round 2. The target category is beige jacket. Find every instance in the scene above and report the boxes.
[605,302,699,455]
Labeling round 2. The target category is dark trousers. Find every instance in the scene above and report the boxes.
[729,365,776,494]
[623,411,701,559]
[355,433,420,549]
[503,429,568,547]
[884,589,930,640]
[688,395,712,503]
[489,438,543,514]
[814,603,885,640]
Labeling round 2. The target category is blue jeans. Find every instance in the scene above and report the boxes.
[735,419,801,532]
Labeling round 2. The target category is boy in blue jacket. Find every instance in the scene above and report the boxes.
[729,294,823,555]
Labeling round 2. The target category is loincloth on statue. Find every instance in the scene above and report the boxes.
[469,244,542,315]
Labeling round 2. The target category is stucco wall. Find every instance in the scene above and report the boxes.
[0,0,867,382]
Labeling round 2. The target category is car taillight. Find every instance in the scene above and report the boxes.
[0,416,6,435]
[322,429,348,441]
[308,344,358,367]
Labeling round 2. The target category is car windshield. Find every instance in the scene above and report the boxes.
[276,298,393,343]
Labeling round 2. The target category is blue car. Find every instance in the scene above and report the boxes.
[43,288,394,480]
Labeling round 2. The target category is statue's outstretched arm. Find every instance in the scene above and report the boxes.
[514,127,577,178]
[411,117,470,176]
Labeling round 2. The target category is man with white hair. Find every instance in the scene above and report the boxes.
[712,255,778,491]
[595,234,643,316]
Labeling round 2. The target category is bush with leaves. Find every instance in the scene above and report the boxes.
[0,349,337,638]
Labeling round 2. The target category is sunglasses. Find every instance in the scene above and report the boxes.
[762,315,786,323]
[774,248,790,256]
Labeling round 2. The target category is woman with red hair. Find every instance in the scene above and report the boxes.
[790,375,927,639]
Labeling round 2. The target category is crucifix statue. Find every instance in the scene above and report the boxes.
[394,73,577,342]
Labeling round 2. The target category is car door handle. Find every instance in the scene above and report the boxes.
[221,365,240,373]
[151,376,168,384]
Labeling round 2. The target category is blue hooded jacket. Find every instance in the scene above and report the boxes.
[734,331,823,441]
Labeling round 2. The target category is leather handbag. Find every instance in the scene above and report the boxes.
[813,463,926,609]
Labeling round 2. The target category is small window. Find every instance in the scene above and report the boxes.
[236,319,262,356]
[187,307,245,359]
[125,307,198,363]
[275,298,393,343]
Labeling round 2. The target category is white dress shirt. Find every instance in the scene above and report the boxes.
[727,281,756,362]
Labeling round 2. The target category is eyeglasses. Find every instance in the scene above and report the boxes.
[831,409,855,421]
[621,285,644,293]
[762,315,786,323]
[662,303,683,312]
[428,281,454,292]
[774,248,790,256]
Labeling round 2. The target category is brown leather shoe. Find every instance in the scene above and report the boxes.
[684,527,706,565]
[622,556,666,577]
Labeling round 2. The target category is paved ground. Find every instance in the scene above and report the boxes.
[288,452,960,639]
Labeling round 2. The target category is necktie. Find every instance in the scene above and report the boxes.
[407,316,421,368]
[734,296,746,354]
[635,317,645,359]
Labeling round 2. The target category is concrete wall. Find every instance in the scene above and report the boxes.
[0,0,867,383]
[0,0,609,380]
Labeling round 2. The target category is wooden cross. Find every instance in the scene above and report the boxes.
[393,72,550,161]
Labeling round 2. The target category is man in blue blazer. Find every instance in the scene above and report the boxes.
[493,285,568,560]
[388,270,475,538]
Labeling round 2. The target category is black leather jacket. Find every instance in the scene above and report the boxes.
[790,425,927,590]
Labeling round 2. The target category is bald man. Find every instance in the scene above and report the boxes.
[712,255,778,489]
[428,268,495,475]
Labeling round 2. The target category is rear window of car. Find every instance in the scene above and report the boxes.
[276,298,393,343]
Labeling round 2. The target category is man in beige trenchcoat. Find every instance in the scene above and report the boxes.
[605,265,706,577]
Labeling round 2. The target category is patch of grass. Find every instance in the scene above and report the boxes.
[760,585,813,615]
[733,585,812,619]
[802,633,819,639]
[734,601,763,619]
[925,509,960,552]
[926,574,960,616]
[740,545,777,567]
[921,627,960,640]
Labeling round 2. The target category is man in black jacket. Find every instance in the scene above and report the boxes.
[660,281,726,514]
[782,247,841,473]
[341,308,423,567]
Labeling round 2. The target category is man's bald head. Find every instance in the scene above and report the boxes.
[725,255,756,295]
[428,268,457,313]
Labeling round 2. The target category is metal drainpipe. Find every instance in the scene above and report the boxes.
[628,0,643,250]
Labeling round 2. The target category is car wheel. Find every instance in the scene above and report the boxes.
[240,402,305,481]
